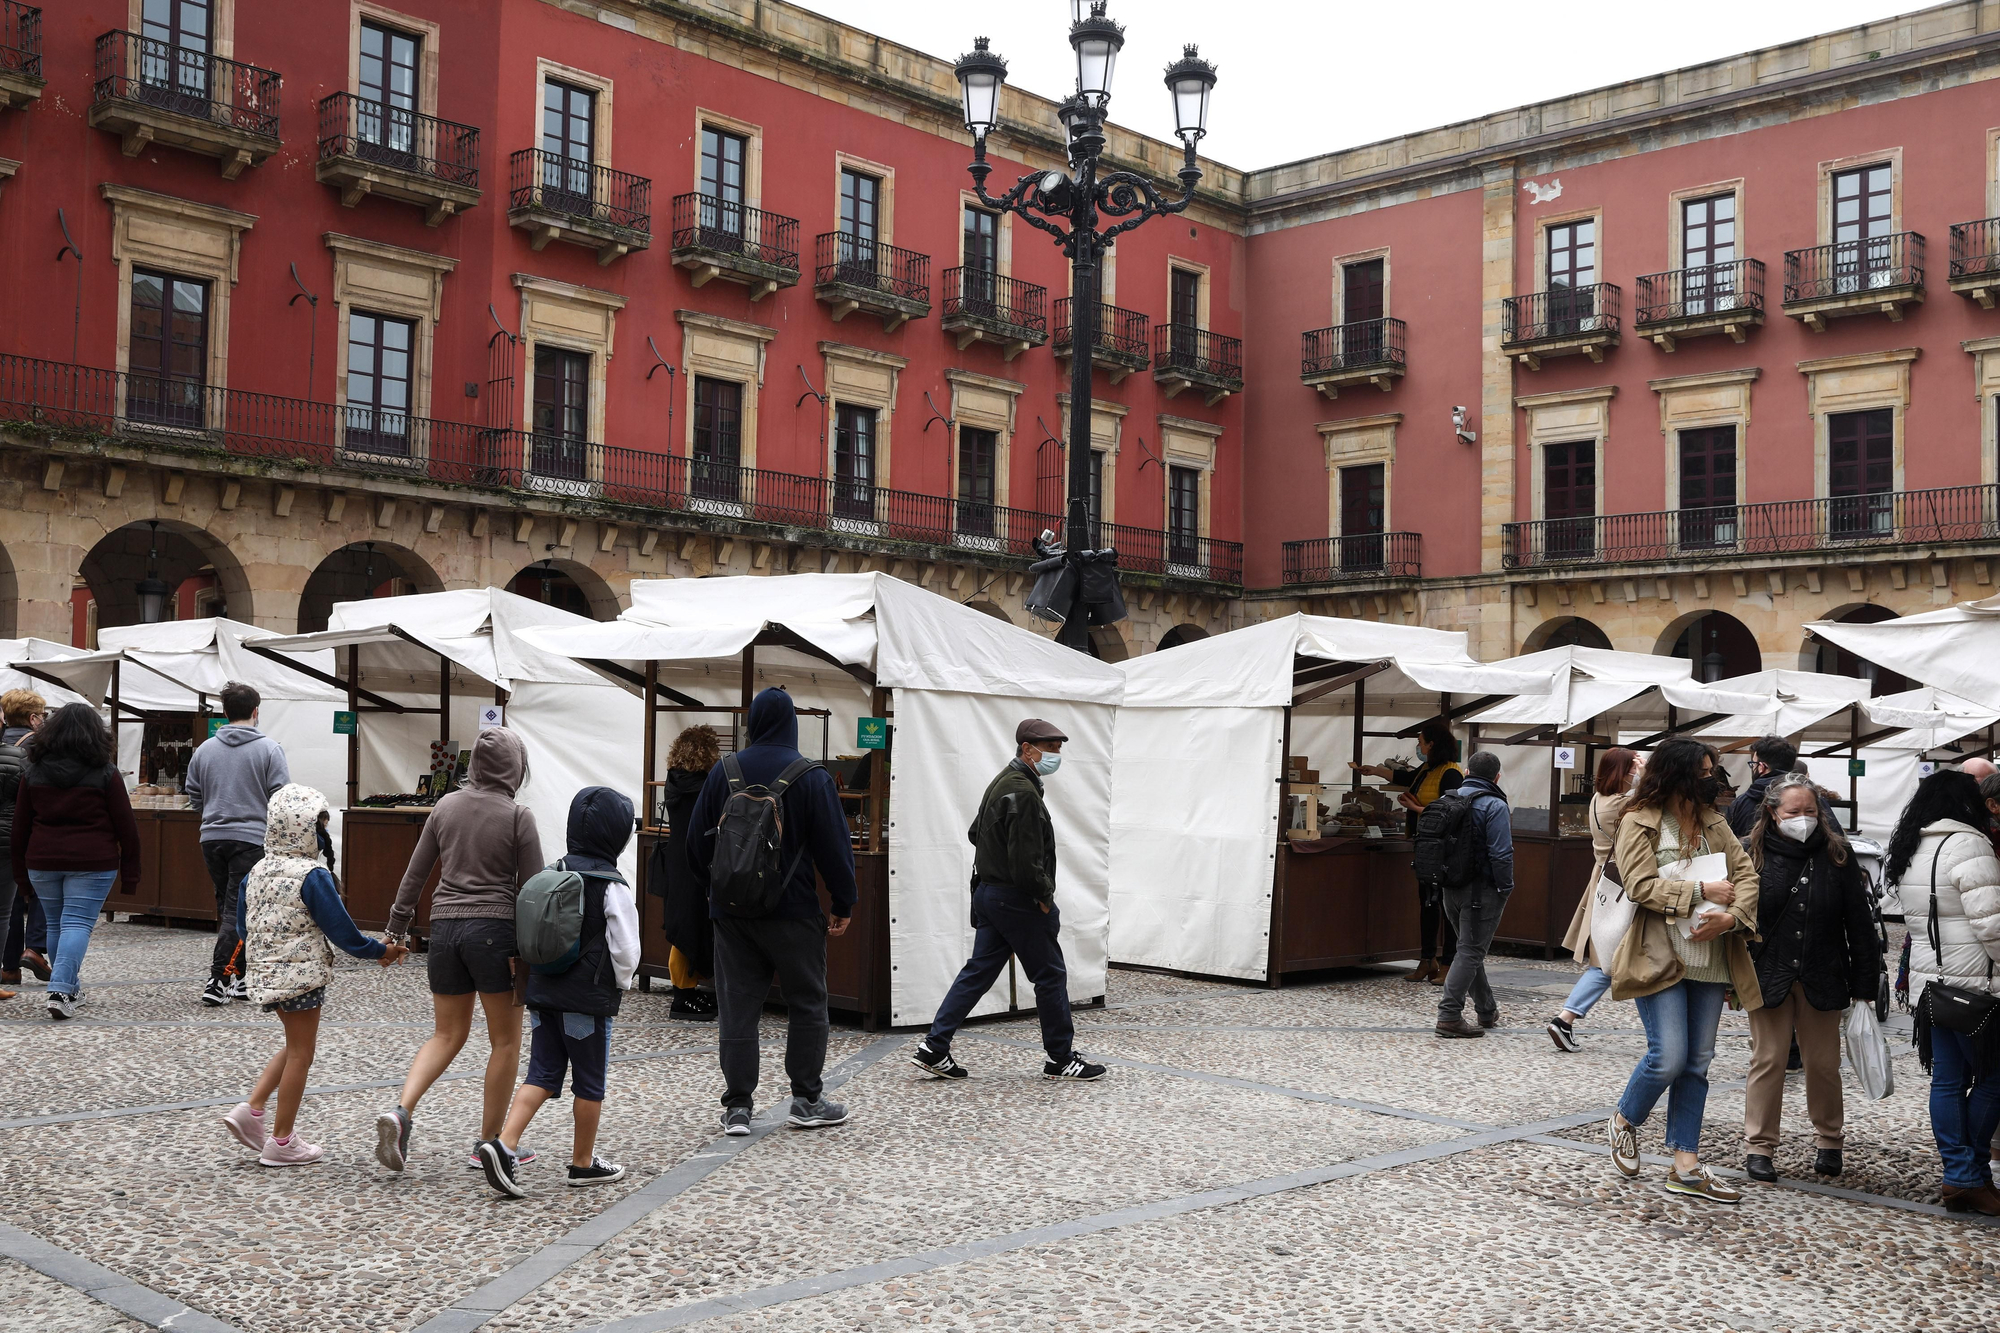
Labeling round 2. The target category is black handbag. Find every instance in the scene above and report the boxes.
[1916,834,2000,1072]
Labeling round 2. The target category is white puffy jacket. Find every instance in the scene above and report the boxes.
[1895,819,2000,1001]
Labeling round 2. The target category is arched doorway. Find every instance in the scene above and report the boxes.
[1156,623,1210,651]
[508,557,619,621]
[1661,610,1761,683]
[965,600,1012,624]
[1524,616,1612,652]
[1087,626,1130,662]
[76,520,247,644]
[297,541,442,633]
[1813,604,1907,694]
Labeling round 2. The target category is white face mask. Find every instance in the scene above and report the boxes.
[1778,815,1817,841]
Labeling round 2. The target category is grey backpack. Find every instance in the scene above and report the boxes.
[516,862,586,975]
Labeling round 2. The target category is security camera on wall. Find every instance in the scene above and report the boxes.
[1452,406,1478,446]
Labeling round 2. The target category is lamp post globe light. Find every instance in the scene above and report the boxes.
[954,4,1217,651]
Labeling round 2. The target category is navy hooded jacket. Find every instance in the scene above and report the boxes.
[685,688,858,920]
[526,785,633,1017]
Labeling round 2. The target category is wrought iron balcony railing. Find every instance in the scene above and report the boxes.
[92,29,280,139]
[812,232,930,304]
[1501,485,2000,568]
[316,92,479,189]
[1634,259,1765,324]
[1153,323,1243,385]
[508,148,651,237]
[1282,533,1423,584]
[669,193,800,272]
[942,269,1048,338]
[1052,298,1150,363]
[1501,284,1621,345]
[1301,318,1407,375]
[1096,520,1243,586]
[1783,232,1925,303]
[1950,218,2000,282]
[2,1,41,79]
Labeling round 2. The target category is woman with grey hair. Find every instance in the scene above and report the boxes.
[1740,770,1879,1184]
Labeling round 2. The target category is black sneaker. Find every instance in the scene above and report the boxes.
[787,1097,850,1128]
[199,979,230,1008]
[910,1039,969,1080]
[1043,1053,1108,1081]
[670,988,717,1022]
[45,992,77,1021]
[1546,1016,1580,1052]
[567,1156,626,1187]
[224,976,249,1003]
[477,1139,525,1198]
[721,1106,753,1137]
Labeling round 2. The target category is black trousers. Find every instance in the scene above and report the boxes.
[713,914,829,1109]
[4,855,46,970]
[202,839,263,982]
[926,883,1074,1060]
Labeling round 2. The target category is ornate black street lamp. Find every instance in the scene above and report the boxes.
[135,520,171,624]
[956,3,1217,650]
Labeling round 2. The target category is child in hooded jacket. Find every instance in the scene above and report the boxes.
[478,786,639,1195]
[220,785,406,1166]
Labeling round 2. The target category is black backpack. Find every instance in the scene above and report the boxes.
[708,754,821,918]
[1411,790,1487,890]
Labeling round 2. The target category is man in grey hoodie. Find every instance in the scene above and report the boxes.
[184,682,290,1007]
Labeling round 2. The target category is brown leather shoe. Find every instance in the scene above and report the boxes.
[0,970,20,985]
[1435,1017,1486,1039]
[21,949,49,982]
[1942,1182,2000,1216]
[1402,959,1437,983]
[1429,965,1449,986]
[0,989,15,1001]
[1477,1010,1501,1029]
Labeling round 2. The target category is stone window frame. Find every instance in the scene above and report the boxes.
[126,0,235,59]
[958,190,1012,278]
[1665,178,1745,272]
[1516,384,1615,523]
[512,273,627,472]
[1648,368,1758,512]
[1328,246,1390,327]
[534,58,615,170]
[1965,336,2000,487]
[944,368,1024,510]
[349,2,441,118]
[833,152,896,247]
[1056,392,1127,526]
[1531,205,1604,292]
[676,309,775,470]
[694,108,764,209]
[1165,256,1212,331]
[1987,127,2000,219]
[819,341,906,492]
[1815,148,1903,245]
[325,232,456,457]
[1316,412,1400,538]
[1799,347,1919,498]
[1158,414,1223,540]
[102,183,257,398]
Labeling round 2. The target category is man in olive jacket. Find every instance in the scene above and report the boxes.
[910,719,1106,1083]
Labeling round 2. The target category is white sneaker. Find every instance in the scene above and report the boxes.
[225,976,249,1002]
[1608,1116,1641,1178]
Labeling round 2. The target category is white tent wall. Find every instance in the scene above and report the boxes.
[508,681,646,887]
[355,689,489,806]
[1108,704,1283,981]
[260,699,352,857]
[888,689,1113,1028]
[1798,750,1922,849]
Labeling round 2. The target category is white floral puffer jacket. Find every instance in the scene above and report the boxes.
[1897,819,2000,1001]
[243,784,335,1007]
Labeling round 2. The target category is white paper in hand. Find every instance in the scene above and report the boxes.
[1661,852,1730,937]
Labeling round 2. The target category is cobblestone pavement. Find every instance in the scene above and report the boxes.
[0,921,1993,1333]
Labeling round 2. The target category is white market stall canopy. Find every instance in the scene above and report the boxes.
[1864,685,2000,754]
[1807,595,2000,714]
[1468,646,1780,733]
[1,637,102,709]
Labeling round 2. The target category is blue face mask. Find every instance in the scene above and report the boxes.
[1035,752,1062,777]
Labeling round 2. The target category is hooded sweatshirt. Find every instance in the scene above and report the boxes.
[184,723,292,845]
[12,753,142,888]
[686,689,857,920]
[233,784,385,1004]
[528,786,640,1017]
[387,727,542,936]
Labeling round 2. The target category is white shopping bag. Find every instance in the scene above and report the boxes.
[1589,867,1636,971]
[1843,1002,1895,1101]
[1663,853,1730,938]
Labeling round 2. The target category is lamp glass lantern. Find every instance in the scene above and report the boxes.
[1069,4,1124,108]
[954,37,1008,139]
[1164,45,1217,144]
[135,520,170,624]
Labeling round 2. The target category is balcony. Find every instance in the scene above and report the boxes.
[315,94,479,226]
[669,195,800,301]
[1052,299,1149,384]
[0,2,43,110]
[1282,533,1423,585]
[1097,521,1243,587]
[1633,259,1765,351]
[941,269,1048,360]
[1300,318,1406,398]
[1949,218,2000,308]
[1500,485,2000,570]
[1782,233,1925,330]
[812,233,931,331]
[1153,324,1243,404]
[89,30,281,178]
[1501,285,1621,368]
[507,149,651,265]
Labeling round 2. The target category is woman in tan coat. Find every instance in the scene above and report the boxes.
[1547,747,1640,1051]
[1604,737,1762,1205]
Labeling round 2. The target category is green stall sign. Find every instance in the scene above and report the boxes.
[857,717,887,750]
[333,711,358,736]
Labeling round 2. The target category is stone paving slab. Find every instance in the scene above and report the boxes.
[0,1258,151,1333]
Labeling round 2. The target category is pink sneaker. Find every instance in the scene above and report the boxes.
[258,1132,324,1168]
[220,1102,266,1153]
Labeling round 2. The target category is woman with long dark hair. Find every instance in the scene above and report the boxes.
[1548,747,1641,1051]
[659,724,722,1021]
[1885,769,2000,1215]
[1352,717,1463,984]
[1739,772,1878,1184]
[1605,737,1760,1204]
[9,703,141,1019]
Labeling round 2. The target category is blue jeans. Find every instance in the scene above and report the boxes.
[29,869,119,997]
[1561,966,1612,1020]
[927,883,1073,1060]
[1618,979,1728,1154]
[1928,1023,2000,1189]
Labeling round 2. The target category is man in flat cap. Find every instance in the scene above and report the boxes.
[910,718,1106,1082]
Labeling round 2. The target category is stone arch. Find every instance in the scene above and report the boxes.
[297,541,444,633]
[1156,623,1210,651]
[77,519,254,636]
[965,599,1013,624]
[1808,603,1905,693]
[1656,608,1761,682]
[0,540,17,639]
[1087,625,1131,662]
[507,557,620,621]
[1522,615,1612,652]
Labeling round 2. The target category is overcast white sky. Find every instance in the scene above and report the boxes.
[797,0,1917,170]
